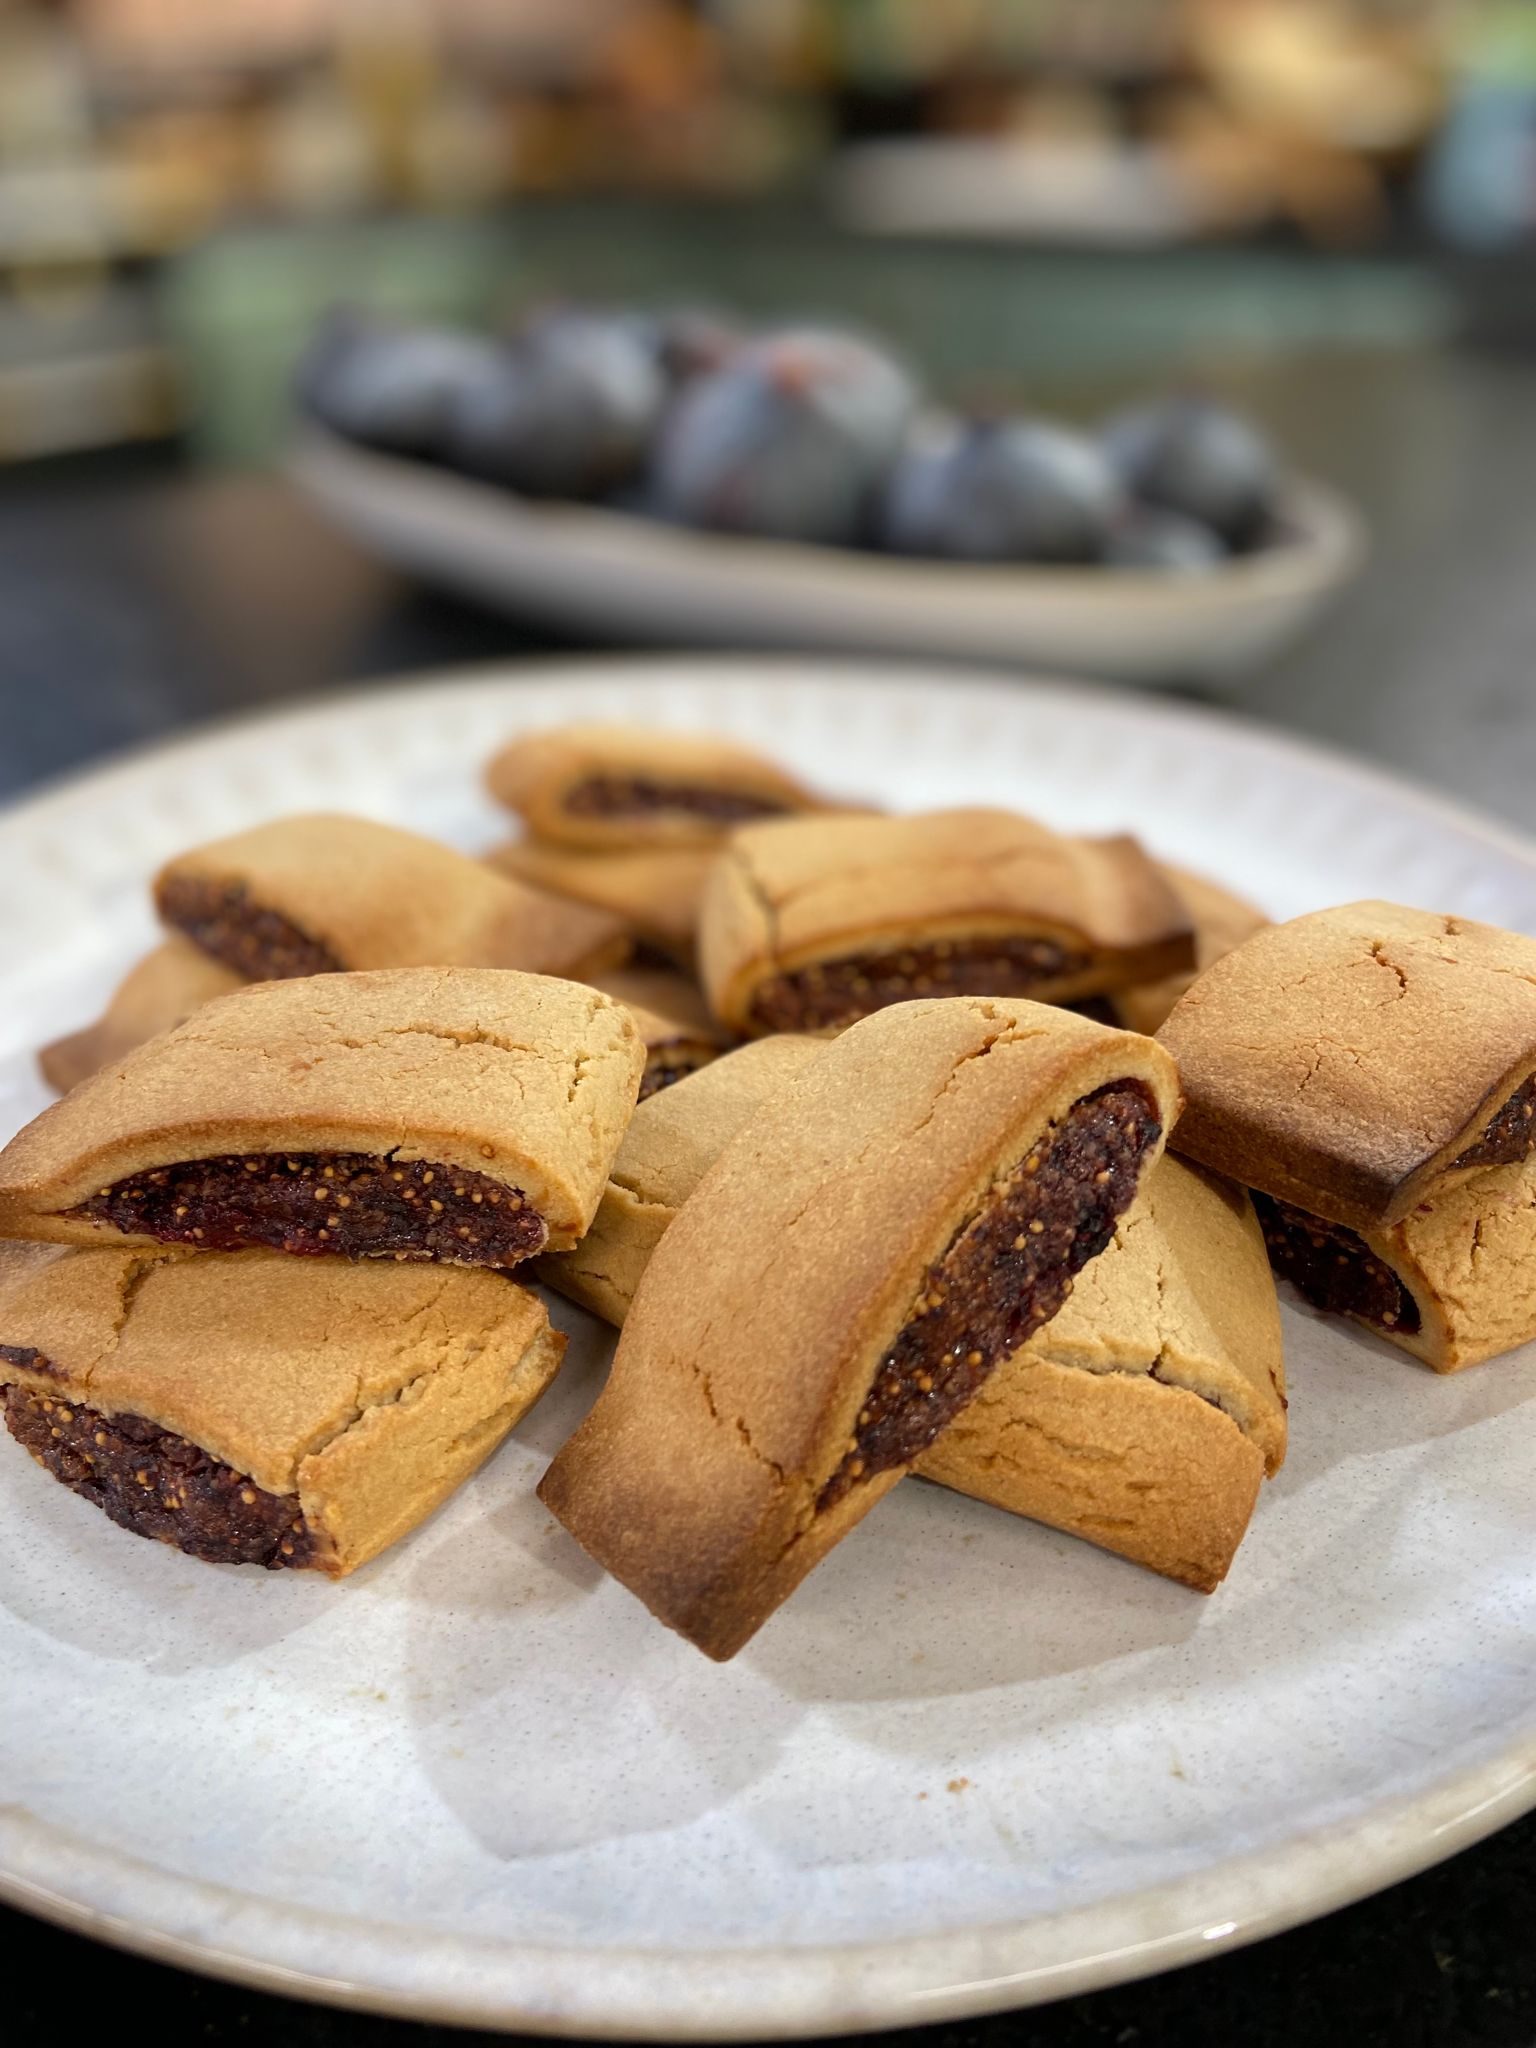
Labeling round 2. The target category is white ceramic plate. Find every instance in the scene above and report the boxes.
[290,432,1366,689]
[1,658,1532,2040]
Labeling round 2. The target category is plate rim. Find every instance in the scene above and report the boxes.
[2,652,1533,2038]
[3,1735,1531,2039]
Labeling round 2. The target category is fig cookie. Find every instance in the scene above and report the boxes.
[540,1035,1277,1592]
[539,997,1179,1659]
[917,1156,1286,1591]
[485,839,716,969]
[700,809,1195,1037]
[0,969,644,1267]
[0,1242,561,1576]
[39,938,245,1097]
[1159,900,1536,1370]
[537,1035,823,1327]
[156,813,628,982]
[1111,863,1269,1036]
[485,723,826,850]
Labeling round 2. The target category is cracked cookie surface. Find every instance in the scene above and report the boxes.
[917,1155,1286,1588]
[0,968,645,1255]
[0,1240,563,1573]
[539,996,1179,1659]
[1159,899,1536,1233]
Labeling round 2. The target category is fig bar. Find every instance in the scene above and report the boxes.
[486,839,716,968]
[39,937,244,1096]
[0,969,644,1267]
[485,723,827,850]
[155,814,628,982]
[538,1035,823,1326]
[1158,900,1536,1370]
[539,998,1179,1659]
[0,1241,562,1575]
[540,1035,1276,1592]
[699,810,1195,1036]
[1111,863,1269,1036]
[917,1157,1286,1591]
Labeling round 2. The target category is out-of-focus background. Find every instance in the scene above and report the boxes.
[4,10,1536,2048]
[0,0,1530,468]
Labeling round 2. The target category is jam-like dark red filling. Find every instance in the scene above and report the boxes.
[71,1153,546,1267]
[750,936,1096,1034]
[563,774,790,825]
[156,875,342,980]
[3,1384,318,1569]
[1254,1194,1420,1336]
[1452,1074,1536,1171]
[818,1080,1162,1509]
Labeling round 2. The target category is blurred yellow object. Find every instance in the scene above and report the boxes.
[1188,0,1446,152]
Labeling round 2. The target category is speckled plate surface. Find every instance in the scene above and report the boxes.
[0,658,1531,2039]
[291,432,1365,689]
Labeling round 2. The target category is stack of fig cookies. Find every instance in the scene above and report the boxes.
[2,722,1531,1663]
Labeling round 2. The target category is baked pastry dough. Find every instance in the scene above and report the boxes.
[916,1157,1286,1590]
[1112,864,1269,1036]
[156,814,628,981]
[587,963,718,1041]
[485,723,824,849]
[0,968,644,1264]
[700,810,1195,1036]
[39,938,244,1096]
[1159,900,1536,1368]
[543,1035,1276,1589]
[485,839,714,967]
[537,1035,822,1326]
[0,1241,561,1575]
[539,997,1180,1658]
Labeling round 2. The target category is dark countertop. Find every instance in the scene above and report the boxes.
[1,344,1534,2048]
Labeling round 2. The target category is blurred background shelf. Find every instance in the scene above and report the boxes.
[1,0,1531,466]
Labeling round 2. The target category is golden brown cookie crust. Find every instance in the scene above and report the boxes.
[485,724,825,850]
[0,968,644,1253]
[538,997,1179,1659]
[1158,900,1536,1231]
[699,810,1195,1034]
[485,839,715,966]
[916,1156,1285,1588]
[0,1241,562,1575]
[536,1036,823,1326]
[156,814,628,980]
[1280,1154,1536,1372]
[586,964,719,1041]
[39,938,246,1097]
[1112,864,1270,1037]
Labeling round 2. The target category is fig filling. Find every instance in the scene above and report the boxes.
[819,1079,1162,1510]
[156,875,343,980]
[1452,1074,1536,1170]
[563,775,790,825]
[639,1051,713,1101]
[71,1153,546,1267]
[1253,1195,1420,1336]
[2,1384,318,1569]
[749,935,1096,1035]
